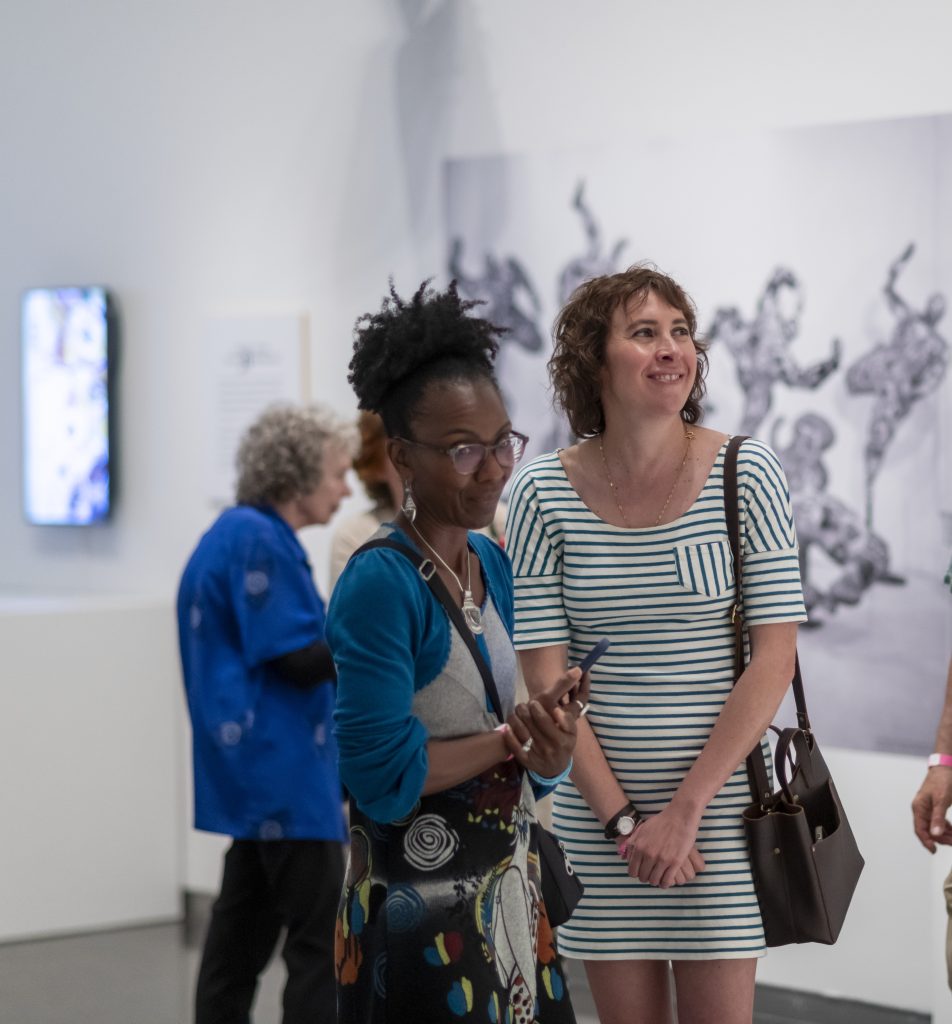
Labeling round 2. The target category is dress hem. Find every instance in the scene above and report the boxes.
[557,948,767,962]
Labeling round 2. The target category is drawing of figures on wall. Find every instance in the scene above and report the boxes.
[543,182,630,451]
[846,243,949,527]
[707,268,842,435]
[772,412,904,625]
[448,237,545,411]
[557,180,629,305]
[443,114,952,754]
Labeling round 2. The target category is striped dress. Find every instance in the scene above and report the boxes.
[505,438,807,960]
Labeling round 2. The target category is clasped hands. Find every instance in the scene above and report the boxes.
[617,804,707,888]
[500,666,591,778]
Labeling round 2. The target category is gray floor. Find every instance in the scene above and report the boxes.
[0,921,929,1024]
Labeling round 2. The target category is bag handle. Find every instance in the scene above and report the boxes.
[723,436,811,807]
[773,726,827,798]
[353,536,504,722]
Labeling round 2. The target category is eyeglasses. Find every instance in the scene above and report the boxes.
[396,431,529,475]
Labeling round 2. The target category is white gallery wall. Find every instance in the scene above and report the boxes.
[2,0,952,1016]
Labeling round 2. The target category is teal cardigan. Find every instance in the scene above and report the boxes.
[328,525,558,822]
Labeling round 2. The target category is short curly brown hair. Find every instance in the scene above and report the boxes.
[353,410,392,507]
[550,264,708,437]
[234,403,357,506]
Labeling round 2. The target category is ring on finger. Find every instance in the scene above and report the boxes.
[521,737,534,753]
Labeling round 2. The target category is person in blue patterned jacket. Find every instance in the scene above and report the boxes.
[177,403,355,1024]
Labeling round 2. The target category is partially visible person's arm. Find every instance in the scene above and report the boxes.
[230,511,331,678]
[913,654,952,853]
[268,641,336,688]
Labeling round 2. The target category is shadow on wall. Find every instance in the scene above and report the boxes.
[328,0,503,339]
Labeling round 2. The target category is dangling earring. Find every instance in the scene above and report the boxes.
[402,482,417,524]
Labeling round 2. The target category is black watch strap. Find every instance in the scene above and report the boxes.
[603,801,639,840]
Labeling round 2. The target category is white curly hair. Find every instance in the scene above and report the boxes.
[234,403,358,506]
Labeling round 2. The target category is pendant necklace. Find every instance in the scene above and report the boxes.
[408,520,484,634]
[599,427,696,528]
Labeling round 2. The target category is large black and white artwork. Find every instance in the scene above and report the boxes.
[445,115,952,754]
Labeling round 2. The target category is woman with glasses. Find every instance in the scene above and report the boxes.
[327,410,508,595]
[326,281,584,1024]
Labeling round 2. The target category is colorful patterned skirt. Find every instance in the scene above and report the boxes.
[335,760,577,1024]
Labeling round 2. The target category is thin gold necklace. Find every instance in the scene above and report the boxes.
[599,428,696,528]
[408,520,483,634]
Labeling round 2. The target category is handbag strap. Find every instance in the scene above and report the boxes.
[353,536,505,722]
[774,726,825,796]
[722,435,811,806]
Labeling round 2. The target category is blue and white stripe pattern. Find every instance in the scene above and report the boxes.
[505,438,807,960]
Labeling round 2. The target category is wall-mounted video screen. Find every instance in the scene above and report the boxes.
[22,286,115,525]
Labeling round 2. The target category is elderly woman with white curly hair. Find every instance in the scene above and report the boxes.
[177,402,356,1024]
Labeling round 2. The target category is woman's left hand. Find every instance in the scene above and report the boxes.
[622,803,702,888]
[503,699,577,778]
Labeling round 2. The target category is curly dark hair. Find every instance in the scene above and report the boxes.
[348,279,503,438]
[550,264,709,437]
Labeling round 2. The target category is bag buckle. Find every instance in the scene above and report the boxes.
[418,559,436,581]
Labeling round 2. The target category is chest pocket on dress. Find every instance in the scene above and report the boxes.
[673,540,735,598]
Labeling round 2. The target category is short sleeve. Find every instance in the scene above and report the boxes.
[505,458,571,649]
[327,548,433,822]
[230,522,324,668]
[737,440,808,625]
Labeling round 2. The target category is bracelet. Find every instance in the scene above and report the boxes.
[928,753,952,768]
[528,758,574,787]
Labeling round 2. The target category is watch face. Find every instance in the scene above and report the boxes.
[617,815,635,836]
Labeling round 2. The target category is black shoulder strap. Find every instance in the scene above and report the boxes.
[723,434,747,682]
[723,436,811,806]
[723,437,810,729]
[723,437,770,803]
[352,537,505,723]
[724,436,810,802]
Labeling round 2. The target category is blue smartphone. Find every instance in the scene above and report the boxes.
[577,637,610,673]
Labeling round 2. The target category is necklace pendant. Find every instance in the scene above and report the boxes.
[462,591,484,634]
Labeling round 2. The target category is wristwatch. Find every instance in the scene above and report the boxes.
[603,801,640,841]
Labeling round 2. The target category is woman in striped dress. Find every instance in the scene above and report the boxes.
[505,266,807,1024]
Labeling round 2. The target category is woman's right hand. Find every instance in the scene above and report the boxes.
[619,833,706,886]
[504,665,591,770]
[620,804,707,888]
[493,667,590,775]
[535,665,591,723]
[503,698,576,778]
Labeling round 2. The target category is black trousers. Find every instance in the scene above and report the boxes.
[195,838,344,1024]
